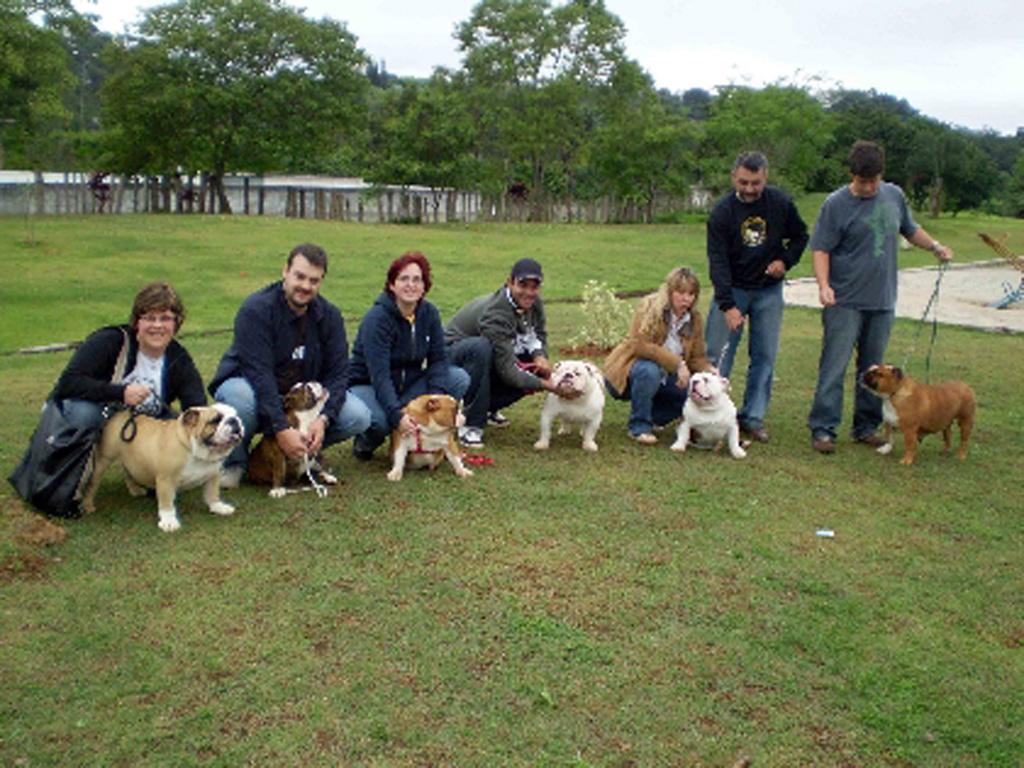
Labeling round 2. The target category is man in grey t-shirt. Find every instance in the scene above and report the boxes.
[807,140,953,454]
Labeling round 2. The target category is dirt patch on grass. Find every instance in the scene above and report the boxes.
[1,496,68,582]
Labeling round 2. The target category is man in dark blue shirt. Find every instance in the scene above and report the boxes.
[210,243,370,486]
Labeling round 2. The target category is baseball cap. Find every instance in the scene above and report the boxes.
[510,258,543,283]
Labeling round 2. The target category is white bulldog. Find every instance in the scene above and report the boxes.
[533,360,605,453]
[670,371,746,459]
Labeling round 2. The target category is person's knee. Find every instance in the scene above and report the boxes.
[59,399,105,431]
[214,377,257,425]
[630,359,661,386]
[336,393,372,438]
[448,366,471,400]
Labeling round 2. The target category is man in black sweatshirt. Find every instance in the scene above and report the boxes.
[705,151,808,443]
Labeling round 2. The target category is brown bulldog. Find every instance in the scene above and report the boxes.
[81,404,244,532]
[861,364,975,466]
[387,394,472,481]
[248,381,337,497]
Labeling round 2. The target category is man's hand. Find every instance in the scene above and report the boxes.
[532,356,552,379]
[275,427,308,460]
[543,377,577,398]
[724,307,746,333]
[307,417,326,455]
[764,259,786,279]
[818,284,836,308]
[398,413,418,436]
[934,244,954,263]
[123,383,151,407]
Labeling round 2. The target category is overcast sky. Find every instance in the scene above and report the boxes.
[78,0,1023,136]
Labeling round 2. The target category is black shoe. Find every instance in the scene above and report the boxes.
[352,443,374,461]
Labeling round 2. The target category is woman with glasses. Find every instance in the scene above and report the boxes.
[603,267,716,445]
[347,252,469,460]
[50,282,206,430]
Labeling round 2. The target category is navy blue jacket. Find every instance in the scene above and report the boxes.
[348,292,448,429]
[209,282,349,434]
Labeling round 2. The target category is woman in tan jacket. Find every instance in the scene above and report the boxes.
[603,267,715,444]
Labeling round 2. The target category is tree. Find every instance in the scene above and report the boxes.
[0,0,76,168]
[362,70,479,218]
[703,85,834,194]
[589,61,701,220]
[456,0,628,217]
[101,0,367,211]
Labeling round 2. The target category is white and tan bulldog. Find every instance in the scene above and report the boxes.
[248,381,338,497]
[81,403,244,532]
[387,394,473,481]
[534,360,605,453]
[670,371,746,459]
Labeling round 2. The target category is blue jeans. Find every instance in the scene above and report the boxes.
[808,306,894,440]
[213,377,372,468]
[348,365,470,453]
[607,359,687,436]
[447,337,533,429]
[705,282,784,430]
[57,399,107,431]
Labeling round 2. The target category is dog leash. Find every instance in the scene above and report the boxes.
[303,451,329,497]
[900,261,948,382]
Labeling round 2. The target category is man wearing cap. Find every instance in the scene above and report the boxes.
[445,258,568,448]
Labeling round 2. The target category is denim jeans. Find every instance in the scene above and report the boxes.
[57,398,107,431]
[705,282,784,430]
[447,337,533,429]
[213,377,372,468]
[348,365,470,453]
[607,358,687,436]
[807,305,894,440]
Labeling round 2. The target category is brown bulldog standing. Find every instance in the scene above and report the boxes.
[80,404,244,532]
[861,364,975,466]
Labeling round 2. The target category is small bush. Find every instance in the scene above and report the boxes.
[568,280,633,350]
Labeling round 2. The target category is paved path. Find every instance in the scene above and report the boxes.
[784,260,1024,334]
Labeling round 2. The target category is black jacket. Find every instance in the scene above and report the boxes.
[51,324,206,414]
[707,186,808,311]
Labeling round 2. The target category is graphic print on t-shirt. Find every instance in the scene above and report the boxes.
[740,216,767,248]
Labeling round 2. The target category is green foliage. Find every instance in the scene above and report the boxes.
[567,279,633,350]
[101,0,367,190]
[703,84,835,194]
[0,0,75,168]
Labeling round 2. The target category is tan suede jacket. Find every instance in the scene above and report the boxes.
[603,294,712,393]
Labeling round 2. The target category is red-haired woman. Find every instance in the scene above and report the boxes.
[347,252,469,459]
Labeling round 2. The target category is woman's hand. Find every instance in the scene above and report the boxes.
[676,360,691,388]
[123,383,151,406]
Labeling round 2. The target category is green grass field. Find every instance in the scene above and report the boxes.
[2,210,1022,766]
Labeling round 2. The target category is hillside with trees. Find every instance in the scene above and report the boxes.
[2,0,1022,218]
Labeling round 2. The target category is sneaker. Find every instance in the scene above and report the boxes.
[854,432,887,447]
[352,444,374,462]
[487,411,511,428]
[459,426,485,448]
[630,432,658,446]
[219,465,244,489]
[811,435,836,454]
